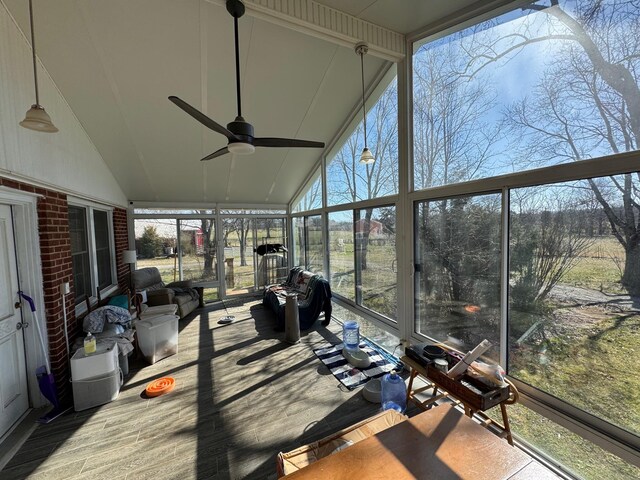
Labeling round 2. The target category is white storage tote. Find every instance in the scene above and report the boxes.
[72,367,122,411]
[71,341,118,381]
[135,314,178,364]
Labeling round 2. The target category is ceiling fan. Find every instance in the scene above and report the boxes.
[169,0,325,161]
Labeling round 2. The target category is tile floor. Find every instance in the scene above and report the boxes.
[0,297,562,480]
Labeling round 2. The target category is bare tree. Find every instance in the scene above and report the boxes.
[413,37,501,189]
[464,0,640,294]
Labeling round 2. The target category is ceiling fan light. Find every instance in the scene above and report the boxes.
[360,147,375,164]
[228,141,255,155]
[20,105,58,133]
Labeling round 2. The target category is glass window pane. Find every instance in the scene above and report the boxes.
[292,168,322,213]
[134,219,178,284]
[179,218,217,283]
[413,0,640,190]
[508,173,640,437]
[255,217,288,286]
[329,210,355,300]
[292,217,306,267]
[355,206,397,320]
[415,193,501,360]
[327,75,398,206]
[93,210,112,290]
[306,215,324,274]
[69,206,91,303]
[487,403,640,480]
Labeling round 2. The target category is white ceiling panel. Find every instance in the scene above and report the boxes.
[3,0,482,205]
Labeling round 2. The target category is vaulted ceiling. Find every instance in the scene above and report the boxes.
[4,0,481,206]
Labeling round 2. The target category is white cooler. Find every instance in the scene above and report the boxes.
[71,341,118,381]
[135,314,178,364]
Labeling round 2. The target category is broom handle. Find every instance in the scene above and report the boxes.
[19,291,51,375]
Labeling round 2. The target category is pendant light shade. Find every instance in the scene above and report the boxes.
[360,147,375,164]
[355,42,374,165]
[20,0,58,133]
[20,105,58,133]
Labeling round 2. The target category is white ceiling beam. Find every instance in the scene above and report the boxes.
[206,0,405,61]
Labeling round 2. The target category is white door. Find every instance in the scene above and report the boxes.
[0,204,29,438]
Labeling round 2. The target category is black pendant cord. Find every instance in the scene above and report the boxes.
[360,50,367,148]
[234,16,242,118]
[28,0,40,106]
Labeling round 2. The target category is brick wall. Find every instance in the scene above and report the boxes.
[0,177,129,404]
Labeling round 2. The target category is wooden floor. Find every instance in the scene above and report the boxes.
[0,298,384,480]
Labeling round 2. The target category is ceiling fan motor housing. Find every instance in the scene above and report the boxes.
[227,116,254,141]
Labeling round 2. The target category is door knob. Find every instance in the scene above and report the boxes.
[16,322,29,330]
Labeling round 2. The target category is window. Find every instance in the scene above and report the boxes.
[509,175,640,439]
[292,216,306,267]
[326,73,398,207]
[411,0,640,467]
[355,206,397,320]
[292,168,322,213]
[412,0,640,191]
[414,193,501,361]
[306,215,324,274]
[69,204,115,305]
[69,206,91,304]
[328,210,355,300]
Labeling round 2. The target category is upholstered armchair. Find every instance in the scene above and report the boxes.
[131,267,200,319]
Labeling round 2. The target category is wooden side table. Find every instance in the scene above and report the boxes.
[402,355,518,445]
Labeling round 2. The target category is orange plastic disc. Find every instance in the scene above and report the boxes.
[145,377,175,397]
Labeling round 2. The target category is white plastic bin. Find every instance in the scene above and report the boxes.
[70,341,118,381]
[135,314,178,364]
[72,367,122,411]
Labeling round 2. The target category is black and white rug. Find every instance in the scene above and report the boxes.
[313,339,403,390]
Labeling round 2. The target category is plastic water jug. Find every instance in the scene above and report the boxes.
[342,321,359,351]
[381,370,406,413]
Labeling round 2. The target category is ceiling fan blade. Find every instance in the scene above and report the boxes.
[253,138,325,149]
[201,146,230,161]
[169,96,238,141]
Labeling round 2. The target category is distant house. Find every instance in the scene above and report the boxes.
[355,218,384,235]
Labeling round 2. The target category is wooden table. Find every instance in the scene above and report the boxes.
[283,404,556,479]
[402,355,517,445]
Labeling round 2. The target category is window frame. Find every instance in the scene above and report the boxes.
[68,199,117,314]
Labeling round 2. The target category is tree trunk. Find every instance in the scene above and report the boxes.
[360,209,374,270]
[622,242,640,296]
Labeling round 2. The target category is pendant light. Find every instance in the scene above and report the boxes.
[355,42,374,164]
[20,0,58,133]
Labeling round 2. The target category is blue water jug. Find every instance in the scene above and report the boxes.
[381,370,406,413]
[342,321,359,351]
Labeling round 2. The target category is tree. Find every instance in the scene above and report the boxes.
[510,189,593,311]
[138,225,163,259]
[199,216,216,279]
[463,0,640,294]
[413,36,500,189]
